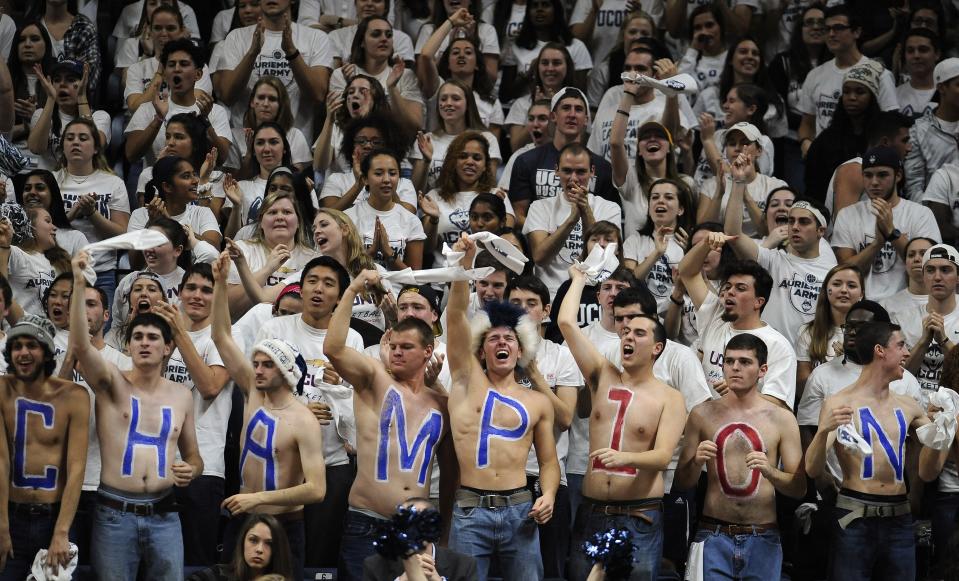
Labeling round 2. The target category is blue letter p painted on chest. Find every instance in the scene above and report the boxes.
[122,396,173,479]
[240,409,279,491]
[476,391,529,469]
[376,387,444,486]
[12,398,58,490]
[860,407,907,482]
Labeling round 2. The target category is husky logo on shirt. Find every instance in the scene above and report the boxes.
[247,196,263,225]
[62,193,112,219]
[558,222,584,265]
[860,235,897,273]
[449,208,470,232]
[781,272,823,314]
[534,169,596,200]
[647,257,673,297]
[917,341,945,391]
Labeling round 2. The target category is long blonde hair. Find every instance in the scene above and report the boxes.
[315,208,375,276]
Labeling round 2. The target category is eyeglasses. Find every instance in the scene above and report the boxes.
[355,137,385,147]
[912,17,937,27]
[802,18,825,28]
[824,23,852,33]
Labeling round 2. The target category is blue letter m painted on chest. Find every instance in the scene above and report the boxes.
[376,388,443,486]
[860,407,907,482]
[13,398,58,490]
[122,396,173,479]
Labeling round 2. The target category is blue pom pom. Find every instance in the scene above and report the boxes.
[582,528,635,580]
[372,505,443,561]
[482,300,526,331]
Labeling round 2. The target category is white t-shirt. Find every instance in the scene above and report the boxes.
[523,339,581,486]
[425,190,515,268]
[896,82,937,119]
[224,177,266,227]
[164,325,233,478]
[503,38,592,76]
[56,170,130,272]
[693,129,775,187]
[797,356,923,482]
[426,89,503,132]
[756,245,838,346]
[345,202,426,270]
[210,8,234,44]
[55,229,90,257]
[6,247,56,317]
[623,232,685,315]
[425,131,501,190]
[696,293,798,408]
[123,58,215,105]
[919,162,959,231]
[256,315,365,467]
[831,198,941,301]
[523,193,622,297]
[796,324,842,365]
[569,0,642,64]
[126,100,233,165]
[215,23,334,135]
[227,239,320,288]
[497,142,535,191]
[29,109,111,171]
[678,48,726,97]
[115,37,143,69]
[879,288,928,325]
[318,172,418,209]
[127,204,221,239]
[892,302,959,393]
[328,24,415,64]
[700,173,788,237]
[587,88,697,163]
[797,56,899,136]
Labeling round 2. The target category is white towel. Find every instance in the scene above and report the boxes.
[27,543,78,581]
[916,388,959,450]
[380,266,495,285]
[684,540,705,581]
[81,230,170,284]
[836,422,873,456]
[572,243,619,286]
[443,231,529,275]
[623,72,699,96]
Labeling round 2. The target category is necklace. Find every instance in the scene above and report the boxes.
[264,399,296,411]
[70,171,93,184]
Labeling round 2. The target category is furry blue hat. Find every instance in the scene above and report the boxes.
[469,300,541,368]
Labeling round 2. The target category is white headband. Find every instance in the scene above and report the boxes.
[790,201,827,227]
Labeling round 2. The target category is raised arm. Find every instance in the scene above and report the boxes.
[723,153,760,261]
[416,10,473,99]
[210,251,256,397]
[446,234,479,392]
[557,267,607,389]
[678,232,733,309]
[609,80,637,189]
[69,252,119,397]
[323,269,380,390]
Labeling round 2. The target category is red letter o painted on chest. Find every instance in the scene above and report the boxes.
[715,422,765,498]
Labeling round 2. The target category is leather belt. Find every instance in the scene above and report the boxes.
[455,488,533,508]
[835,494,910,530]
[8,502,60,516]
[699,518,778,536]
[97,493,176,516]
[588,500,662,525]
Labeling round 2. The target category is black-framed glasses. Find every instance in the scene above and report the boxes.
[825,23,852,33]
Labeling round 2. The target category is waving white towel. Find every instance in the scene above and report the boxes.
[622,72,699,96]
[443,231,529,275]
[917,388,959,450]
[572,243,619,286]
[81,230,170,284]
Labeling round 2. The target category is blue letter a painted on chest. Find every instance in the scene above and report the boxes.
[241,409,279,491]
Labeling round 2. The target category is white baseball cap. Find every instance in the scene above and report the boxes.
[934,58,959,85]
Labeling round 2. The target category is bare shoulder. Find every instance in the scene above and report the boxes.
[161,378,195,408]
[51,378,91,405]
[768,402,800,427]
[891,392,923,416]
[655,379,686,409]
[424,385,450,412]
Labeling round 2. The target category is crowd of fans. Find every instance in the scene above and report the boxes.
[1,0,959,579]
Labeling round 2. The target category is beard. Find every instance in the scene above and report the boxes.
[720,310,739,323]
[14,361,45,382]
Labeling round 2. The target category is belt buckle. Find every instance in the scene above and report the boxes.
[28,504,47,516]
[603,505,619,516]
[874,505,886,518]
[130,502,154,517]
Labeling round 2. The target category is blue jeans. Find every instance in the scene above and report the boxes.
[449,498,542,581]
[829,506,914,580]
[567,473,584,531]
[0,503,58,581]
[931,490,959,567]
[568,499,663,581]
[694,527,782,580]
[90,489,183,581]
[338,509,387,581]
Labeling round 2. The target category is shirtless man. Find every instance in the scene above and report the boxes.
[210,252,326,580]
[68,252,203,581]
[324,270,456,581]
[806,320,951,580]
[676,333,805,579]
[0,315,89,580]
[559,266,687,580]
[446,234,560,581]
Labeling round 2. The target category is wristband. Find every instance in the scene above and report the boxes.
[669,294,683,306]
[427,215,439,224]
[285,50,301,61]
[0,245,10,249]
[615,109,629,117]
[337,17,344,28]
